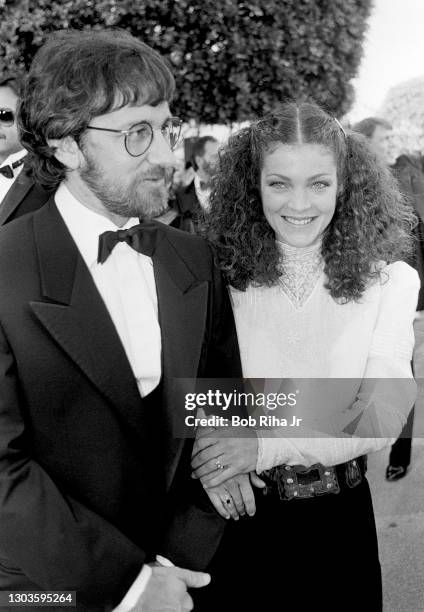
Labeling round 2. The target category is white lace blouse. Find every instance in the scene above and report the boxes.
[230,242,420,471]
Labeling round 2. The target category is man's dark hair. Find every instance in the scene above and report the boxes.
[19,29,175,188]
[191,135,218,170]
[352,117,392,139]
[0,74,22,97]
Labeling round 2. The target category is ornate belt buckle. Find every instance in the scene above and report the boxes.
[277,463,340,500]
[345,458,363,488]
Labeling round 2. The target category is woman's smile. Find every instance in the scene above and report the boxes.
[282,215,317,226]
[260,143,338,247]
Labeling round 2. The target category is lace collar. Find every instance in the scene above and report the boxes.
[276,240,323,309]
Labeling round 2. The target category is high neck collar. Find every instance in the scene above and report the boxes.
[276,239,322,260]
[276,240,323,309]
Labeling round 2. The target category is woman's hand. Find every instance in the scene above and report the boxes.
[191,426,258,487]
[204,473,265,519]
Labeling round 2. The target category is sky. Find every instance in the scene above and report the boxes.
[348,0,424,121]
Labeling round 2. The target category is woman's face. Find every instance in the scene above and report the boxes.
[260,143,338,247]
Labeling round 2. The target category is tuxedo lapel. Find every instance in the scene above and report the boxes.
[29,200,143,432]
[153,235,208,488]
[29,203,209,484]
[0,169,32,225]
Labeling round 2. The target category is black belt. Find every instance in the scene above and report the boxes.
[261,456,367,501]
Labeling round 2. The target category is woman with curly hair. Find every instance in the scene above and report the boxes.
[190,102,419,611]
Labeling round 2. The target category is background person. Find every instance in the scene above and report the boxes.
[0,74,23,170]
[352,116,392,160]
[173,135,219,232]
[386,152,424,479]
[353,116,424,480]
[0,73,50,223]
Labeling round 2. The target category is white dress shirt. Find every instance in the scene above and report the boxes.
[55,183,165,610]
[55,183,161,397]
[0,149,26,204]
[193,173,211,211]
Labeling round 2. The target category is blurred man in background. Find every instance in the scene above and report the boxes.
[388,149,424,480]
[353,116,424,481]
[173,135,219,232]
[352,116,392,161]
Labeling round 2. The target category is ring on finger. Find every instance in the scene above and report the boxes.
[215,460,225,470]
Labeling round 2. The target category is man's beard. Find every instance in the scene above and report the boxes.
[80,152,171,220]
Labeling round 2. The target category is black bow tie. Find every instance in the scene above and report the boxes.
[98,222,163,264]
[0,157,24,179]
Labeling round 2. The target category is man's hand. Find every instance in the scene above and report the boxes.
[135,566,210,611]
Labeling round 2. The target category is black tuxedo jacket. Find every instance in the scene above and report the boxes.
[0,198,241,609]
[0,162,51,225]
[173,180,202,233]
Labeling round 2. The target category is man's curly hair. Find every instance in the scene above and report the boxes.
[18,29,175,190]
[205,102,415,302]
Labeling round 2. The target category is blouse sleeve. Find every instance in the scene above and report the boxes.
[256,261,420,472]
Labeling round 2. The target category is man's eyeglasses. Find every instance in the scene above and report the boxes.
[0,108,15,127]
[86,117,182,157]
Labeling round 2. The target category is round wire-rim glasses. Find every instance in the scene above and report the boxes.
[86,116,182,157]
[0,108,15,127]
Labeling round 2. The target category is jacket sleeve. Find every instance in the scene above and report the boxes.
[157,248,242,570]
[203,248,243,379]
[256,261,419,471]
[0,322,145,609]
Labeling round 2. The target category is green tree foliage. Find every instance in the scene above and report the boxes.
[0,0,372,123]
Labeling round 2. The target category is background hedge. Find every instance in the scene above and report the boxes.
[0,0,372,123]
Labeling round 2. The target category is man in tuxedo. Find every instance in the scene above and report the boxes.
[0,74,50,223]
[0,29,242,611]
[173,136,219,233]
[0,75,23,172]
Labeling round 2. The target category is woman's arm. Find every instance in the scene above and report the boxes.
[257,261,419,471]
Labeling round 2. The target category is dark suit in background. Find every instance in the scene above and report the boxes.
[393,155,424,308]
[172,179,202,233]
[171,136,219,234]
[0,162,51,225]
[388,154,424,475]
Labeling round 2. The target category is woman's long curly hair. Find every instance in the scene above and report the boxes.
[205,102,416,302]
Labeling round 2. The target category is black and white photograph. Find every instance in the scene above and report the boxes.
[0,1,423,610]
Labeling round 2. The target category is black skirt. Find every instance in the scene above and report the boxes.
[192,477,382,612]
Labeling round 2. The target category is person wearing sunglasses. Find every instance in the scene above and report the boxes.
[0,29,244,612]
[0,76,26,195]
[0,74,51,224]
